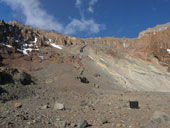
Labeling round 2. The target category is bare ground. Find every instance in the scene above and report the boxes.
[1,45,170,128]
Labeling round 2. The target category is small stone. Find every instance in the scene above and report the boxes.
[27,121,32,125]
[86,105,95,111]
[77,77,89,84]
[41,105,49,109]
[56,118,61,121]
[80,100,88,106]
[71,123,76,127]
[116,123,122,127]
[151,111,170,123]
[33,120,39,123]
[78,119,88,128]
[116,123,126,127]
[45,79,53,84]
[45,121,50,124]
[54,120,67,128]
[14,103,22,108]
[50,97,55,101]
[54,102,65,110]
[102,119,109,124]
[94,84,99,88]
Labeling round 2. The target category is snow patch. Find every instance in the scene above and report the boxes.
[49,39,52,42]
[46,39,52,44]
[39,56,44,62]
[167,49,170,54]
[6,45,12,48]
[50,43,62,50]
[0,43,12,48]
[33,37,37,44]
[23,44,33,47]
[18,48,39,55]
[88,55,94,60]
[123,42,126,48]
[100,58,107,63]
[15,40,19,43]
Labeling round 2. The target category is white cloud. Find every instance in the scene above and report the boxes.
[89,0,98,5]
[1,0,104,36]
[1,0,64,32]
[76,0,98,13]
[76,0,82,8]
[88,7,93,13]
[88,0,98,13]
[65,19,102,34]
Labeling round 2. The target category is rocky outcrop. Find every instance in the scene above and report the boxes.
[83,23,170,66]
[0,20,84,56]
[133,27,170,66]
[0,68,35,102]
[0,19,170,69]
[138,22,170,38]
[0,68,34,85]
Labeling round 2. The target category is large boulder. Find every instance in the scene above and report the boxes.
[0,68,34,85]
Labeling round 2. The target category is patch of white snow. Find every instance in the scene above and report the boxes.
[100,58,107,63]
[50,43,62,50]
[1,43,12,48]
[17,48,39,55]
[88,55,94,60]
[6,45,12,48]
[167,49,170,54]
[49,39,52,42]
[33,37,37,44]
[15,40,19,43]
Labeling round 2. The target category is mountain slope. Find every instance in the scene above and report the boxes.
[1,20,170,92]
[1,20,170,128]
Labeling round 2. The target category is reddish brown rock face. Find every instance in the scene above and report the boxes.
[0,20,170,71]
[82,25,170,66]
[133,27,170,65]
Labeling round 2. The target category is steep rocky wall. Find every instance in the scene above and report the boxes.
[1,20,170,67]
[134,27,170,65]
[0,20,84,55]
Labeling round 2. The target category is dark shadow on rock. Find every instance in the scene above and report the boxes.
[0,68,35,85]
[0,72,14,85]
[20,72,34,85]
[0,87,7,95]
[168,67,170,73]
[77,76,89,84]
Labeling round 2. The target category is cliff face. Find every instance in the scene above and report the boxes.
[83,23,170,66]
[1,20,170,68]
[0,20,84,55]
[135,25,170,65]
[0,20,170,76]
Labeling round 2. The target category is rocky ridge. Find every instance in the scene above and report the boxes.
[1,20,170,68]
[1,20,170,91]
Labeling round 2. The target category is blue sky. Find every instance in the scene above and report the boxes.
[1,0,170,38]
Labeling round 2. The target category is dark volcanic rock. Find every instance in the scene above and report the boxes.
[0,86,7,95]
[77,119,89,128]
[0,68,35,102]
[0,68,34,85]
[20,72,33,85]
[0,71,14,85]
[77,77,90,84]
